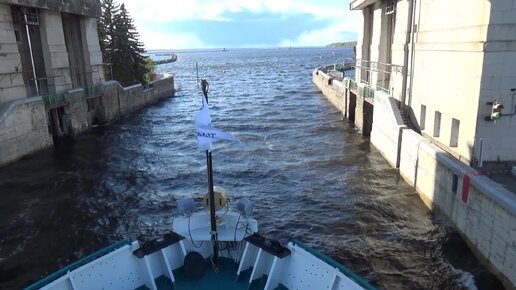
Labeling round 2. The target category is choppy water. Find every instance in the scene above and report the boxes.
[0,47,504,289]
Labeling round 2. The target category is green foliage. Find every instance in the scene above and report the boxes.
[144,56,156,83]
[326,41,357,48]
[98,0,149,86]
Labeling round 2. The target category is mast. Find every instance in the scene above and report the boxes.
[200,79,219,264]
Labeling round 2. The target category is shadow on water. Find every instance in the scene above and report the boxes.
[0,48,504,289]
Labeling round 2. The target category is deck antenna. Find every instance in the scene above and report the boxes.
[200,78,219,265]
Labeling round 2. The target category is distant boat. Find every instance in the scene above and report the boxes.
[222,48,227,52]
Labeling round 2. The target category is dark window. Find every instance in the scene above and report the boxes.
[433,111,441,137]
[450,118,460,147]
[452,174,458,194]
[385,0,396,15]
[420,105,426,130]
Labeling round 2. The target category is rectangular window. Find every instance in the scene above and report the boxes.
[385,0,396,15]
[450,118,460,147]
[452,174,458,194]
[420,105,426,130]
[433,111,441,137]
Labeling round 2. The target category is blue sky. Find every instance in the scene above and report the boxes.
[122,0,360,49]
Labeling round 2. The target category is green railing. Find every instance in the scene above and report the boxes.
[24,240,132,290]
[364,86,375,100]
[42,92,69,107]
[349,79,358,92]
[85,84,104,97]
[41,84,104,109]
[377,86,389,94]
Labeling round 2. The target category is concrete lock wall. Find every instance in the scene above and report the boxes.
[314,70,516,288]
[0,97,53,165]
[0,76,174,167]
[398,128,516,288]
[312,69,373,136]
[97,80,121,123]
[65,88,89,137]
[112,77,174,120]
[372,91,516,289]
[39,9,74,93]
[312,69,346,114]
[0,4,27,104]
[370,90,406,168]
[80,77,175,135]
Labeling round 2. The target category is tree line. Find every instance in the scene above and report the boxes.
[98,0,153,86]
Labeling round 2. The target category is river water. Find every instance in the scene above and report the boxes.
[0,47,504,289]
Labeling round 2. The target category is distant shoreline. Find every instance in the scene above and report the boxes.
[146,46,355,54]
[325,41,357,48]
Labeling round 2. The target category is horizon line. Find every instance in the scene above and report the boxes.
[145,44,357,52]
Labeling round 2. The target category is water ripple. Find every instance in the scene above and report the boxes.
[0,48,503,290]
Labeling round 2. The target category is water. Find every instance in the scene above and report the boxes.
[0,47,504,289]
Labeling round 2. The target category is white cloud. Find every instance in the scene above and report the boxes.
[123,0,353,23]
[119,0,361,49]
[139,27,204,50]
[278,11,362,47]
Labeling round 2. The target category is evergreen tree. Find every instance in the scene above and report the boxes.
[98,0,149,86]
[98,0,118,78]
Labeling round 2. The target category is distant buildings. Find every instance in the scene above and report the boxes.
[350,0,516,170]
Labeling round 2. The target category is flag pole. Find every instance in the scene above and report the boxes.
[200,78,219,264]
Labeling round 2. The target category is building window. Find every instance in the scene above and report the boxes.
[452,174,458,194]
[420,105,426,130]
[385,0,396,15]
[433,111,441,137]
[450,118,460,147]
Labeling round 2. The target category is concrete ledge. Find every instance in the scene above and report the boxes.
[122,83,142,91]
[0,96,53,165]
[415,136,516,215]
[0,96,44,124]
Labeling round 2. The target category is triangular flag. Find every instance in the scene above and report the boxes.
[195,95,236,151]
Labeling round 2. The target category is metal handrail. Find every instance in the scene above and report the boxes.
[364,86,375,100]
[355,59,402,74]
[355,59,403,93]
[41,92,69,107]
[320,58,356,81]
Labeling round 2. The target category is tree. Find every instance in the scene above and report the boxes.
[98,0,118,78]
[98,1,149,86]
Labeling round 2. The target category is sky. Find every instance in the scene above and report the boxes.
[121,0,361,50]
